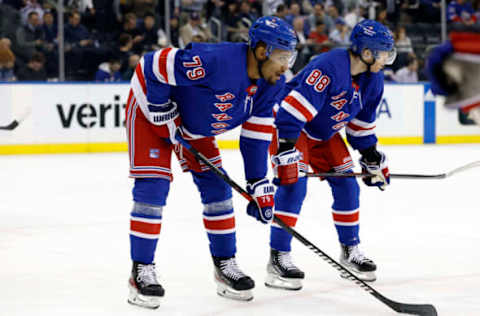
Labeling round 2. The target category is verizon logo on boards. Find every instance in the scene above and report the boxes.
[56,95,126,128]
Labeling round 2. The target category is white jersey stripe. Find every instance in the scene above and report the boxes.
[346,127,376,137]
[332,209,359,215]
[274,210,299,218]
[152,50,166,83]
[246,116,274,125]
[333,220,360,226]
[240,129,272,141]
[166,48,178,86]
[281,100,308,122]
[205,228,236,234]
[130,231,160,239]
[131,216,162,224]
[350,118,376,129]
[203,213,234,221]
[289,90,318,117]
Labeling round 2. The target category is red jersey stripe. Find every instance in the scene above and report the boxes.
[332,212,359,223]
[135,63,147,94]
[203,217,235,230]
[131,221,162,235]
[242,121,273,133]
[275,213,298,227]
[159,48,172,84]
[284,95,314,121]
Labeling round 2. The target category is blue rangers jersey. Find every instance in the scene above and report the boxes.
[275,48,384,151]
[130,42,285,180]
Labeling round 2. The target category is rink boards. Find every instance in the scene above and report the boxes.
[0,82,479,155]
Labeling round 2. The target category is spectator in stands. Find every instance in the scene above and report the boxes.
[238,1,257,26]
[418,0,441,23]
[180,0,207,13]
[42,10,57,44]
[344,4,365,29]
[14,11,44,62]
[121,12,144,54]
[292,16,311,73]
[65,11,93,48]
[16,51,47,81]
[122,53,140,81]
[0,38,15,81]
[395,25,413,54]
[39,10,58,79]
[375,5,390,27]
[307,20,330,53]
[20,0,43,25]
[326,5,340,22]
[169,16,180,47]
[224,2,241,41]
[274,3,288,20]
[179,11,212,47]
[286,2,310,35]
[115,33,134,73]
[131,0,158,19]
[392,55,418,82]
[447,0,477,25]
[139,12,161,52]
[308,3,334,35]
[262,0,284,16]
[329,18,350,46]
[230,1,256,42]
[95,58,122,82]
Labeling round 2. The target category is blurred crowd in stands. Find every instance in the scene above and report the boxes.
[1,0,480,82]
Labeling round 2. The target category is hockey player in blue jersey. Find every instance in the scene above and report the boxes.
[124,16,297,308]
[265,20,396,290]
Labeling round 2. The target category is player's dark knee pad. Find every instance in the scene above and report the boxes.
[132,178,171,206]
[191,168,233,205]
[328,176,360,210]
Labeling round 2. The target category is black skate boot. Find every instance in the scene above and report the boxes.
[265,248,305,290]
[213,256,255,301]
[339,244,377,282]
[128,262,165,309]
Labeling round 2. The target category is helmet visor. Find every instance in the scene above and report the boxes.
[377,48,397,65]
[269,49,298,68]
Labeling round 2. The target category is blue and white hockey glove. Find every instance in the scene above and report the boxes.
[359,146,390,191]
[272,148,301,186]
[246,178,274,224]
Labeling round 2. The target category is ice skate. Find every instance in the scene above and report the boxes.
[213,256,255,301]
[339,244,377,282]
[128,262,165,309]
[265,248,305,290]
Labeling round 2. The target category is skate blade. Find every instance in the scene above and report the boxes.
[340,269,376,282]
[128,283,162,309]
[215,280,253,301]
[265,273,303,291]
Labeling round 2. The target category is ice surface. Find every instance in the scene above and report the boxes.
[1,144,480,316]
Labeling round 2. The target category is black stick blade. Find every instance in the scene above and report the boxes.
[374,292,437,315]
[0,120,19,131]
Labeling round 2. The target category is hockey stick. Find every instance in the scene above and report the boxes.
[0,120,19,130]
[303,160,480,179]
[176,135,437,316]
[0,106,32,131]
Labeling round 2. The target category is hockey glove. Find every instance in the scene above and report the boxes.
[271,148,301,186]
[425,31,480,125]
[246,178,274,224]
[359,146,390,191]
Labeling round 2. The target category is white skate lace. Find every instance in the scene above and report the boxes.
[348,246,372,264]
[220,258,246,281]
[137,264,159,285]
[278,252,297,270]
